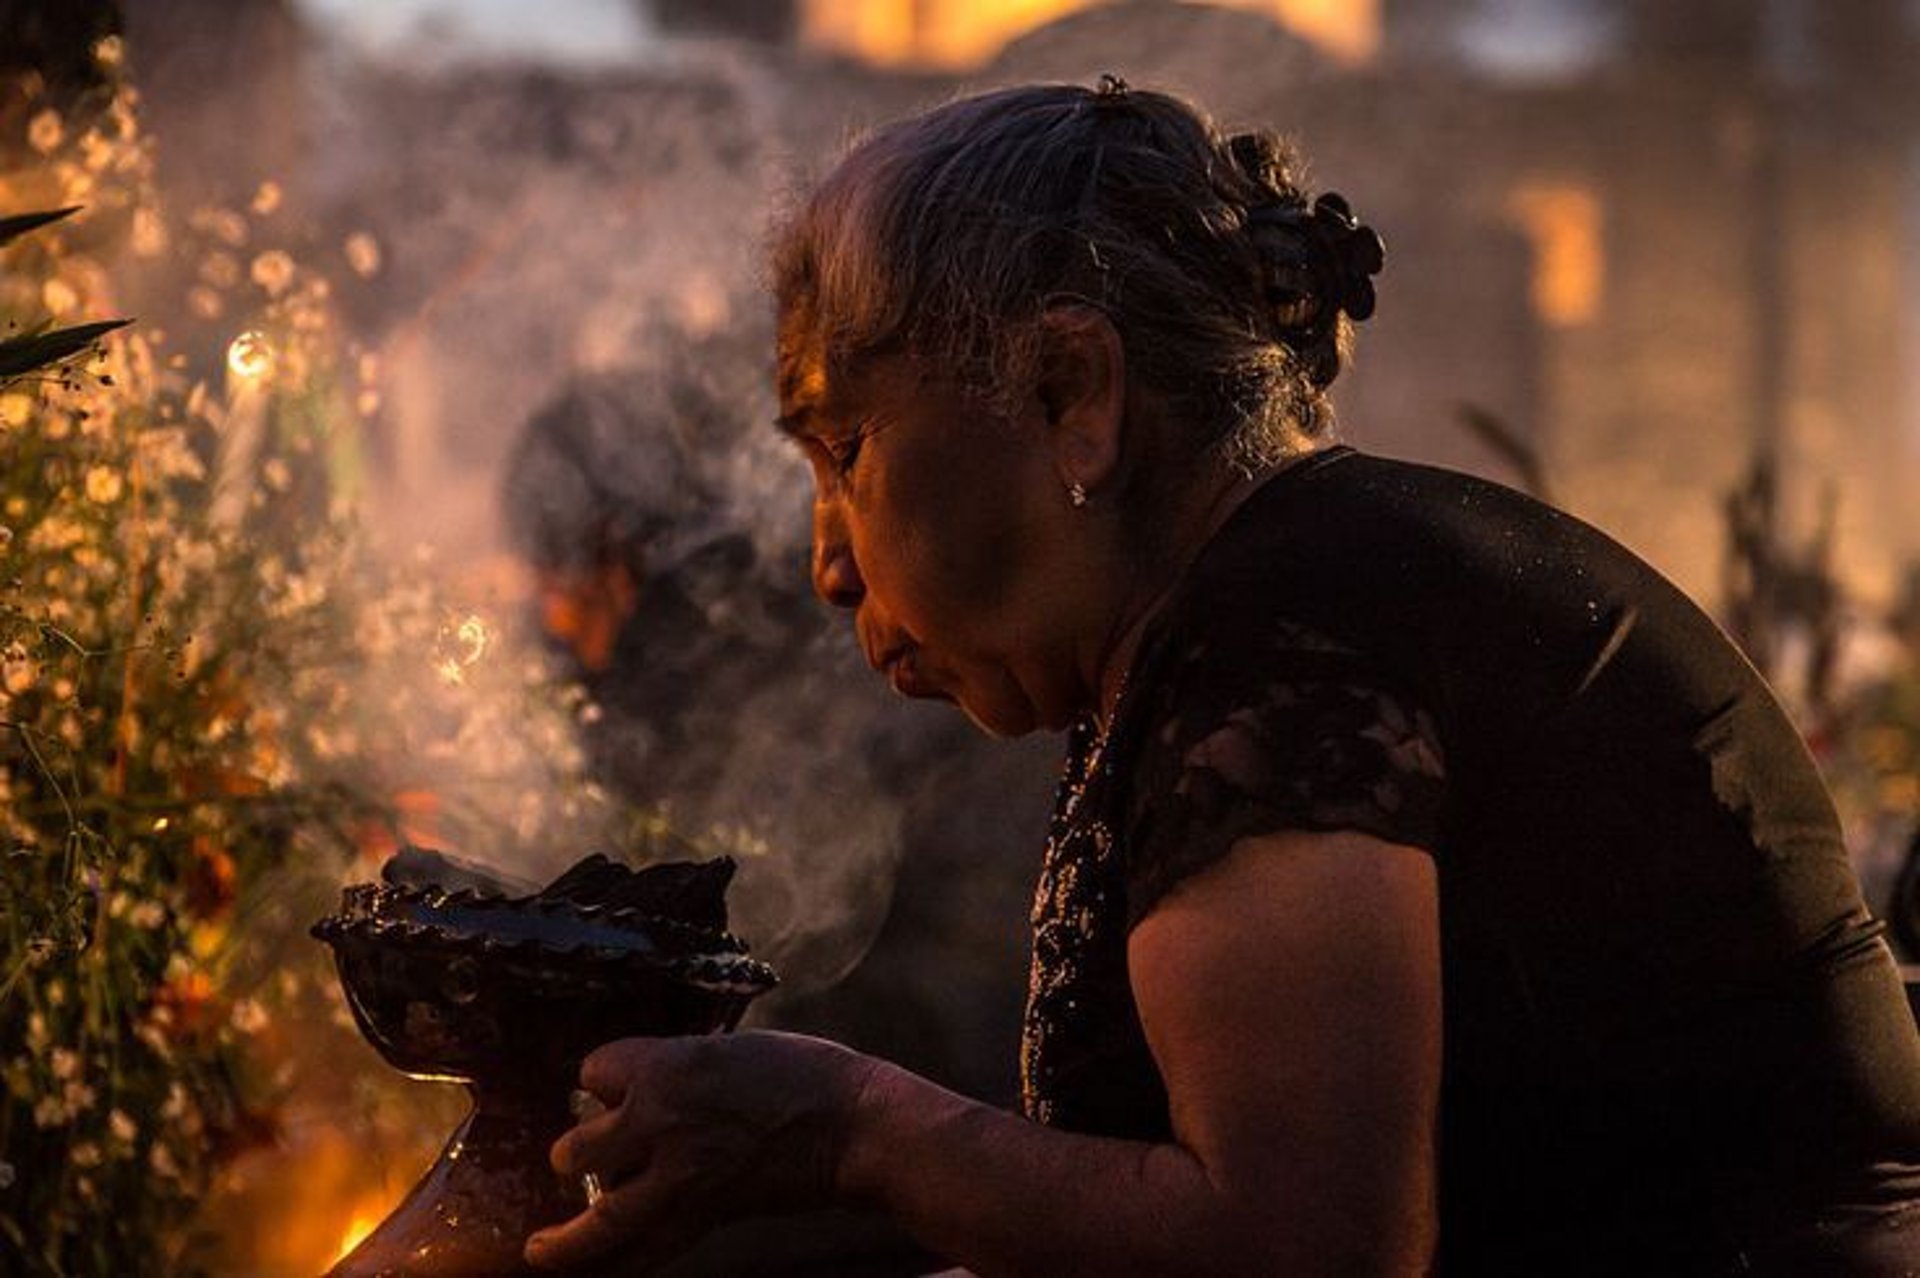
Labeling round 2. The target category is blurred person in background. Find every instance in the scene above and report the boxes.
[501,367,817,809]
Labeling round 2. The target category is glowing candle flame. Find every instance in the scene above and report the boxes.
[226,330,275,383]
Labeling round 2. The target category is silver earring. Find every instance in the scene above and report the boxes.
[1067,481,1088,509]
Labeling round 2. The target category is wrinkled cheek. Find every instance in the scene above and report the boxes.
[888,460,1028,626]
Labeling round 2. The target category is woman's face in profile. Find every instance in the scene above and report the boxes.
[779,345,1093,737]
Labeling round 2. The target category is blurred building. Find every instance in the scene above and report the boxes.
[999,0,1920,615]
[1364,0,1920,615]
[620,0,1920,614]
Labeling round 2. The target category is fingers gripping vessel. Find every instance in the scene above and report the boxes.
[311,850,778,1277]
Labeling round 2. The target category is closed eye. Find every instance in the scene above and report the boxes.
[777,420,855,487]
[779,410,895,488]
[827,412,898,479]
[826,430,865,475]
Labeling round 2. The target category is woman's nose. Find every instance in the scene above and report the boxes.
[812,532,865,609]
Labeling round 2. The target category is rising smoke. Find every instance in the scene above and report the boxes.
[119,2,1057,1026]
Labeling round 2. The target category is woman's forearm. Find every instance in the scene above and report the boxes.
[838,1060,1259,1278]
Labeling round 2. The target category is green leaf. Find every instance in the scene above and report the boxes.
[0,207,83,248]
[0,318,132,380]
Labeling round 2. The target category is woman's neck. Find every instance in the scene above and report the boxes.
[1090,442,1328,728]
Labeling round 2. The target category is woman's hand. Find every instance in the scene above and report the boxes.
[524,1029,883,1272]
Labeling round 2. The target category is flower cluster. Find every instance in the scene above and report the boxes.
[0,52,653,1275]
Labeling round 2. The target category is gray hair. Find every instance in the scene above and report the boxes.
[771,81,1368,480]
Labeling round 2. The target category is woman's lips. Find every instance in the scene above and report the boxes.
[886,650,945,700]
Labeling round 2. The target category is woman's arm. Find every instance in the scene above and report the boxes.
[527,829,1441,1276]
[847,828,1441,1276]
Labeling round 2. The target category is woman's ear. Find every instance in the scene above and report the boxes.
[1036,304,1126,497]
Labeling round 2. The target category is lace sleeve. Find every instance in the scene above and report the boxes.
[1122,621,1448,927]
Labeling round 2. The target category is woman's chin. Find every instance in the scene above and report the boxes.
[952,691,1046,739]
[903,664,1050,737]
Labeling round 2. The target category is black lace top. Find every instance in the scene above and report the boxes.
[1017,446,1920,1273]
[1022,619,1447,1134]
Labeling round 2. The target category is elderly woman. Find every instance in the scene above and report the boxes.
[527,81,1920,1275]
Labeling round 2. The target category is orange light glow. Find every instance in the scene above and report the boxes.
[1505,180,1605,328]
[1256,0,1379,64]
[355,789,446,864]
[198,1115,442,1274]
[799,0,1378,69]
[800,0,918,65]
[332,1210,382,1267]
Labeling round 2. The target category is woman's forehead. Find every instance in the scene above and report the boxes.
[777,341,916,433]
[774,314,833,421]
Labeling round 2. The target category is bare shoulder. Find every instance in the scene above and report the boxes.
[1128,829,1442,1274]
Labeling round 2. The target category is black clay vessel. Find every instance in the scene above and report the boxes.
[312,848,777,1276]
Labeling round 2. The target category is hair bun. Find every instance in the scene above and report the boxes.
[1226,130,1289,188]
[1309,193,1385,321]
[1248,190,1385,327]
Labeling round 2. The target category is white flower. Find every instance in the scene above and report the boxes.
[344,231,382,278]
[27,109,63,155]
[30,513,85,551]
[201,250,243,290]
[109,1109,137,1144]
[149,1142,180,1180]
[70,1142,101,1169]
[42,277,79,316]
[49,1047,79,1081]
[136,1020,173,1062]
[84,465,124,504]
[229,998,268,1035]
[187,286,224,320]
[57,163,95,201]
[0,1160,14,1189]
[140,427,206,481]
[79,129,115,175]
[131,206,168,258]
[250,250,295,297]
[198,207,249,247]
[128,900,166,930]
[32,1095,66,1128]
